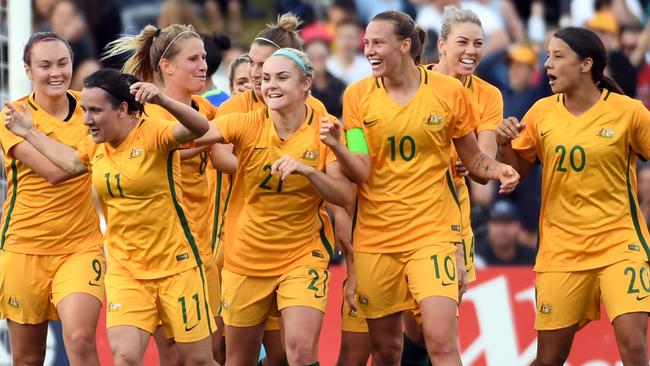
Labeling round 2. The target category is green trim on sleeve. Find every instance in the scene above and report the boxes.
[345,128,369,154]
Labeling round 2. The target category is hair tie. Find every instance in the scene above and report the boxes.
[255,37,281,49]
[154,29,161,37]
[272,49,307,74]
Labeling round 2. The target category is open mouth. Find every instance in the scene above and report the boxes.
[48,80,64,87]
[368,58,382,67]
[266,92,283,99]
[460,58,475,66]
[548,73,557,85]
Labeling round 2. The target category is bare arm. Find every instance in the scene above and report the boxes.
[453,132,519,194]
[10,141,77,184]
[4,102,87,179]
[469,130,497,206]
[327,202,357,312]
[209,143,237,174]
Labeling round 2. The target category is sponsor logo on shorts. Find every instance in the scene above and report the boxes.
[540,130,551,137]
[108,303,121,312]
[540,303,552,314]
[301,150,319,161]
[311,250,324,259]
[358,293,369,305]
[88,280,101,287]
[451,225,461,232]
[596,128,615,138]
[442,281,455,286]
[628,244,640,252]
[7,297,19,308]
[128,147,143,159]
[176,253,189,261]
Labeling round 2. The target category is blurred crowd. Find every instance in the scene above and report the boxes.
[21,0,650,266]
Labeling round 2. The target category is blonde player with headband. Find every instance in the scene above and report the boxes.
[103,24,223,365]
[0,32,105,366]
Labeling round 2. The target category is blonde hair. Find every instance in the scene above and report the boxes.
[440,5,483,40]
[253,13,304,50]
[103,24,201,83]
[272,48,314,80]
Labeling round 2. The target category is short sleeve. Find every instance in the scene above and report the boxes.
[325,116,346,165]
[214,111,260,151]
[476,87,504,132]
[512,105,541,164]
[146,119,185,152]
[75,135,95,167]
[451,84,478,139]
[0,107,26,159]
[630,101,650,160]
[215,92,249,117]
[342,84,362,130]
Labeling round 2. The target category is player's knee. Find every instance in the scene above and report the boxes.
[65,328,96,360]
[618,336,647,362]
[113,351,142,366]
[13,352,46,366]
[285,337,317,365]
[423,328,457,359]
[370,340,401,365]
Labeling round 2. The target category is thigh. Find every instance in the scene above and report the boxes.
[600,260,650,321]
[225,322,266,366]
[0,250,56,323]
[52,246,106,307]
[220,267,277,327]
[404,244,459,304]
[262,329,286,366]
[280,305,323,348]
[57,292,102,339]
[158,266,215,343]
[6,320,48,362]
[354,251,413,319]
[534,270,599,331]
[338,331,372,366]
[105,269,159,335]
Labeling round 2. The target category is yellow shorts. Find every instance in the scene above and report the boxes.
[106,266,215,342]
[265,316,281,331]
[354,244,459,319]
[535,259,650,331]
[221,259,330,327]
[0,246,105,324]
[203,258,221,317]
[341,278,368,333]
[457,181,476,283]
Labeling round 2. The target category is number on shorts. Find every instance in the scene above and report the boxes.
[178,293,201,324]
[307,269,319,291]
[431,255,455,281]
[91,259,102,282]
[625,267,640,294]
[625,266,650,294]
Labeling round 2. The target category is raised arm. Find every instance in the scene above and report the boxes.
[4,102,87,180]
[453,131,520,194]
[320,117,371,184]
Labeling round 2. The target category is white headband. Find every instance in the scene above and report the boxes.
[158,31,194,68]
[254,37,281,49]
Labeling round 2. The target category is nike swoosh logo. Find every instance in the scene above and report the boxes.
[636,294,650,301]
[185,322,200,332]
[315,294,326,298]
[253,147,267,151]
[541,130,550,137]
[363,119,379,126]
[442,282,454,287]
[88,281,101,287]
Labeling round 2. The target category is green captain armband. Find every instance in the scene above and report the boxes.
[345,128,369,154]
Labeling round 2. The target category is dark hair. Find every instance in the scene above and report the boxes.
[253,13,304,51]
[202,32,231,77]
[23,32,74,66]
[372,11,426,64]
[553,27,623,94]
[83,69,144,114]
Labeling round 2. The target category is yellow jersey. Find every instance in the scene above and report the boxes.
[343,66,477,253]
[512,90,650,271]
[144,95,217,260]
[215,105,337,276]
[76,117,202,279]
[0,91,102,255]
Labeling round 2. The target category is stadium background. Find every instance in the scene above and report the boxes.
[1,0,650,364]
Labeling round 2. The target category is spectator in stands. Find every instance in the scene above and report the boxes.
[201,32,232,106]
[48,0,101,90]
[587,10,638,96]
[306,39,346,118]
[476,200,536,266]
[199,0,245,36]
[158,0,203,31]
[327,20,371,85]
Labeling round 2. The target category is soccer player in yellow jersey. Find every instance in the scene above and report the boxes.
[104,24,224,365]
[402,6,505,365]
[203,48,353,366]
[0,33,105,366]
[497,27,650,366]
[4,68,217,366]
[329,11,519,366]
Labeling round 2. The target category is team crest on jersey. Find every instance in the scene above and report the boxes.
[596,128,615,138]
[540,303,552,314]
[129,147,143,159]
[108,303,121,312]
[7,297,19,308]
[221,299,229,310]
[358,293,369,305]
[301,150,319,161]
[425,114,444,126]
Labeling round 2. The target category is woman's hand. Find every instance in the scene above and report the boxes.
[496,117,525,146]
[319,116,342,148]
[271,156,313,181]
[4,102,35,138]
[129,82,166,105]
[496,164,520,194]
